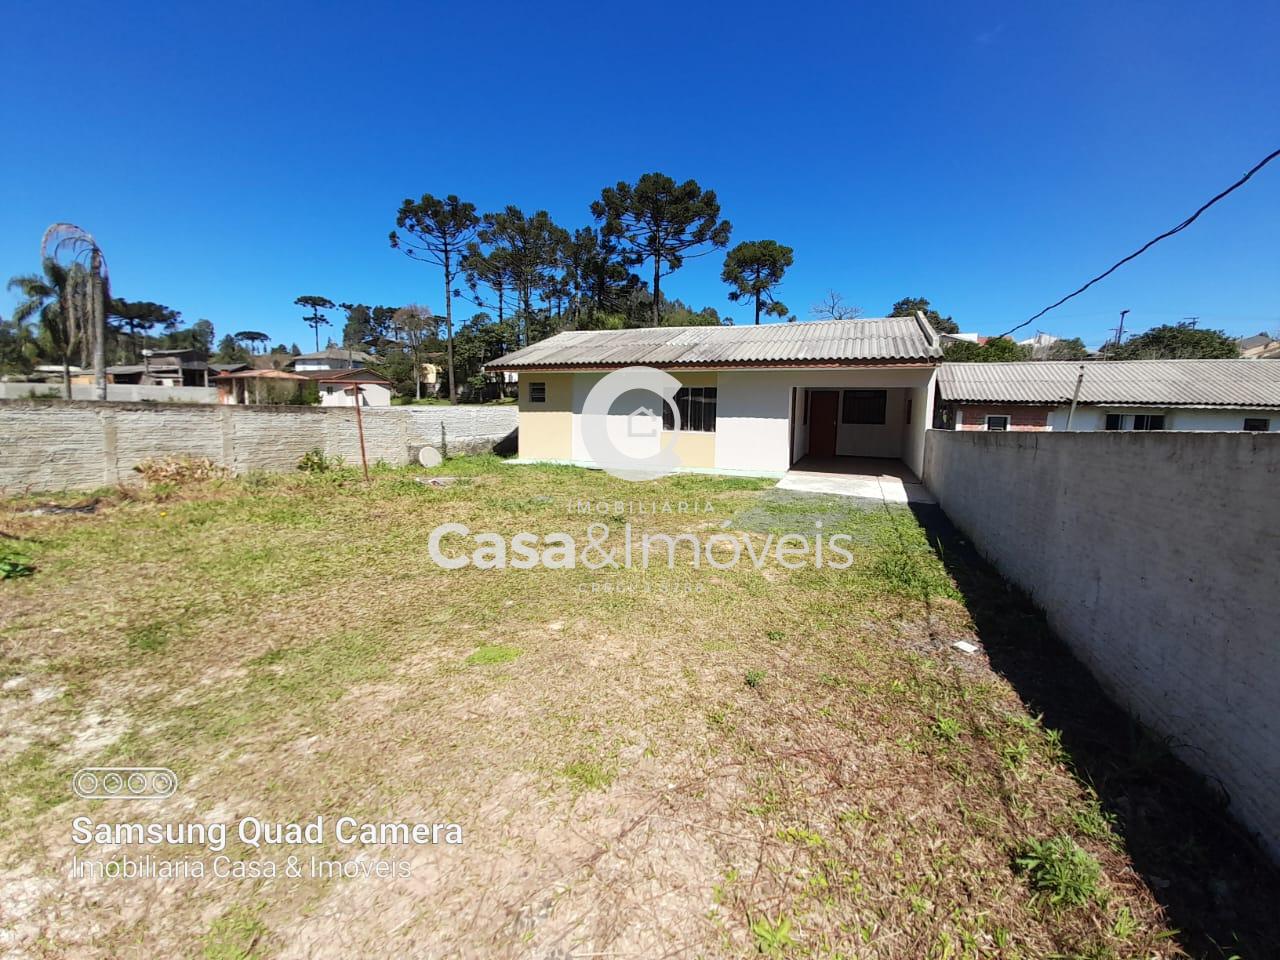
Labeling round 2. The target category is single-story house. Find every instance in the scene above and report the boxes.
[214,368,310,405]
[484,315,944,479]
[937,360,1280,432]
[289,347,374,372]
[303,368,393,407]
[214,367,393,406]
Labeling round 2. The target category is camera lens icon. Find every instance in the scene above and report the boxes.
[72,767,178,801]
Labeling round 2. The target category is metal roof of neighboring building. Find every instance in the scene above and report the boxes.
[211,369,308,381]
[308,368,392,384]
[291,347,375,363]
[938,360,1280,408]
[484,317,942,370]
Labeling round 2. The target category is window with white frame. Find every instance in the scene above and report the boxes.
[985,415,1009,431]
[1105,413,1166,431]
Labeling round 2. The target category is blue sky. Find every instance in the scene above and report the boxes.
[2,1,1277,350]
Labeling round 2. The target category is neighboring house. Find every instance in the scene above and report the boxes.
[107,349,213,387]
[302,368,393,407]
[484,315,944,479]
[288,347,374,372]
[209,362,251,376]
[1237,333,1280,359]
[213,368,310,405]
[213,367,393,406]
[937,360,1280,432]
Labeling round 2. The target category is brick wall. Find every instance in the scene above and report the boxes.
[955,404,1050,431]
[0,400,517,492]
[923,429,1280,860]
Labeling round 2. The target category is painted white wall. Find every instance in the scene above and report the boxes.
[790,387,809,464]
[834,387,906,458]
[716,368,936,476]
[1046,406,1279,431]
[540,367,936,477]
[902,372,937,480]
[295,359,364,371]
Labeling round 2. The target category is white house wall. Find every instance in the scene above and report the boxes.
[1045,406,1279,431]
[716,368,936,477]
[318,383,393,407]
[545,367,936,478]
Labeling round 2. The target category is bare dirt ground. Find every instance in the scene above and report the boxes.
[1,458,1276,959]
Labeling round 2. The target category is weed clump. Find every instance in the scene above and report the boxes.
[1015,834,1103,907]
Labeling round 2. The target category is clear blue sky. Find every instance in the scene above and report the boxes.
[3,1,1277,350]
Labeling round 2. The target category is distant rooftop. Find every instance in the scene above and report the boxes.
[485,317,942,370]
[938,359,1280,408]
[291,347,374,363]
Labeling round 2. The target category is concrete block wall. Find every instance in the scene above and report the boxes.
[0,382,219,403]
[0,401,517,492]
[923,429,1280,859]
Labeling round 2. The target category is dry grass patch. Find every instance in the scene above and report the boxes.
[0,457,1274,958]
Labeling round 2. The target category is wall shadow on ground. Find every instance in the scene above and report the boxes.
[908,501,1280,960]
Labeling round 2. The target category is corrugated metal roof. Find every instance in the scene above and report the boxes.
[484,317,942,369]
[938,360,1280,408]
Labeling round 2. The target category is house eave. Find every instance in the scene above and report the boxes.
[485,359,941,373]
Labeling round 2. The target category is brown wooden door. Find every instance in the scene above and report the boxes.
[808,391,838,457]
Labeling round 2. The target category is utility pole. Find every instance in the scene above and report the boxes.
[1113,309,1130,349]
[1183,316,1200,328]
[1065,365,1086,430]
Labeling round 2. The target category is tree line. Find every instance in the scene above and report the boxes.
[2,258,225,396]
[2,181,1246,401]
[387,173,809,401]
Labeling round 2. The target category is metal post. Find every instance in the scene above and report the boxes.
[1065,364,1085,429]
[349,385,370,482]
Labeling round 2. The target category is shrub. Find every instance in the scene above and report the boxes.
[133,456,230,486]
[744,669,766,688]
[297,448,343,473]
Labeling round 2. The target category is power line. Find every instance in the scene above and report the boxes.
[997,147,1280,339]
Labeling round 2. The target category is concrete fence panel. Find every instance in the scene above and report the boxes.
[0,400,518,492]
[922,428,1280,858]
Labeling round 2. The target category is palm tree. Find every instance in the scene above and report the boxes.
[7,260,84,398]
[0,312,38,376]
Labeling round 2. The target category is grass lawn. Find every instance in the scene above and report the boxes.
[0,458,1275,958]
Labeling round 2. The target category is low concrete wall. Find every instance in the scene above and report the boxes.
[0,382,220,403]
[923,429,1280,858]
[0,401,517,492]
